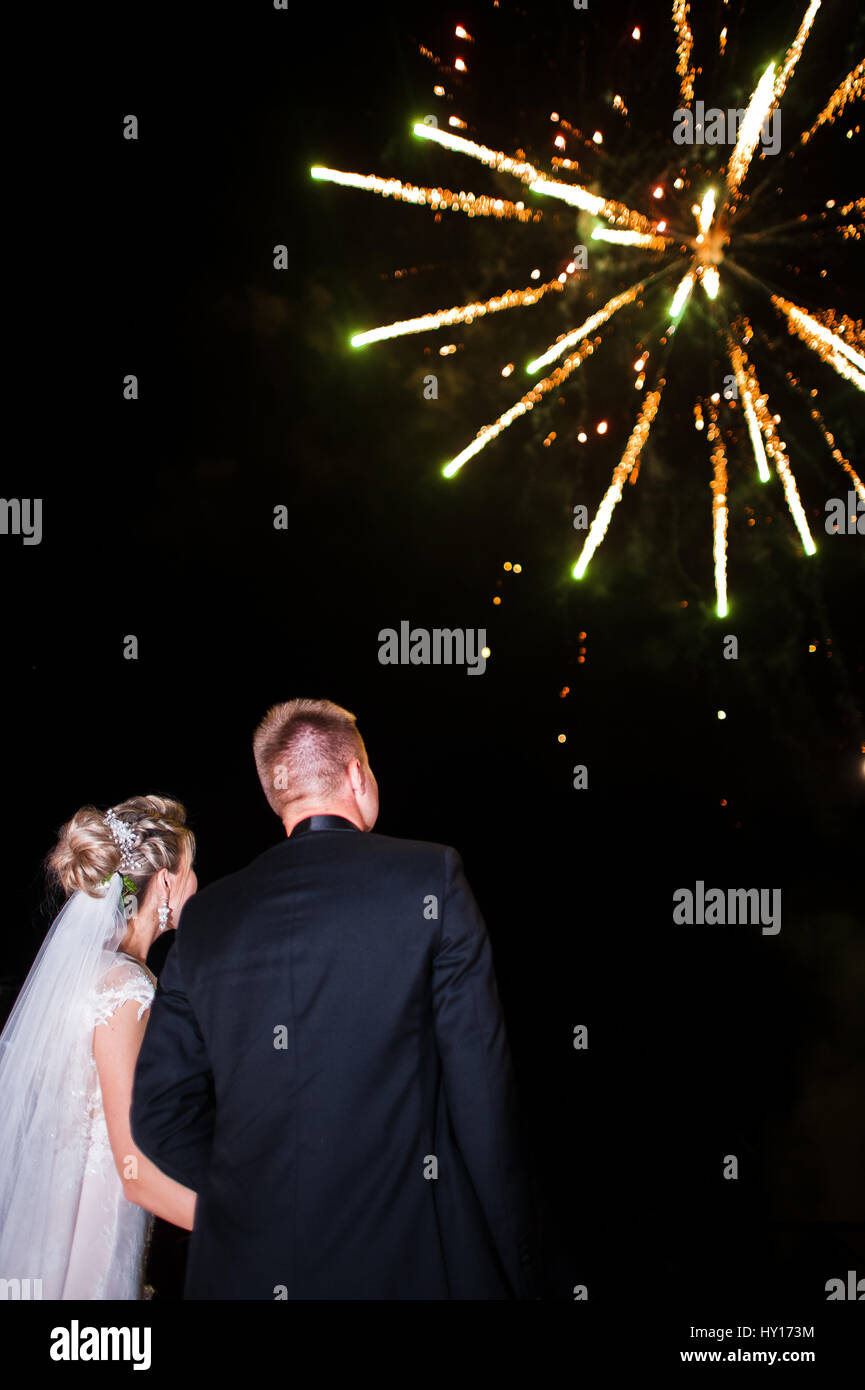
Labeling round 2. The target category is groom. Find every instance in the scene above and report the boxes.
[131,698,540,1299]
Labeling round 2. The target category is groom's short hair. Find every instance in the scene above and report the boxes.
[253,698,367,818]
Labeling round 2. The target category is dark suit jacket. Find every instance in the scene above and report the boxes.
[131,814,539,1299]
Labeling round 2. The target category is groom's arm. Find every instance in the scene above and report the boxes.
[431,848,540,1299]
[130,924,215,1192]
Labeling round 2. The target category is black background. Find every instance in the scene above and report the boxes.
[2,0,863,1353]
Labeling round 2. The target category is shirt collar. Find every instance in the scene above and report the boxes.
[288,814,362,839]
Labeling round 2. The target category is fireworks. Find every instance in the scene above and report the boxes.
[727,340,770,482]
[670,271,696,321]
[706,401,729,619]
[726,62,776,198]
[442,333,606,477]
[728,328,817,556]
[528,174,657,234]
[591,228,670,250]
[673,0,696,107]
[350,277,564,348]
[697,189,717,238]
[313,1,859,611]
[412,122,658,233]
[770,295,865,391]
[411,123,542,185]
[309,166,538,222]
[701,266,721,300]
[527,284,645,374]
[800,59,864,143]
[573,389,664,580]
[808,403,865,502]
[774,0,822,104]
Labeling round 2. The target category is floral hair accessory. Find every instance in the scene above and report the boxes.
[104,808,145,872]
[99,870,140,920]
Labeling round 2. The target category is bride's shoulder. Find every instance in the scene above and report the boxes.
[92,952,156,1028]
[98,951,156,988]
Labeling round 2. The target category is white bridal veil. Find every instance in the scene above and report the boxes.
[0,872,128,1295]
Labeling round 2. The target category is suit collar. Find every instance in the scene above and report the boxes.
[288,814,362,839]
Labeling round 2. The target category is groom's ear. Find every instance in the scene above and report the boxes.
[348,758,369,799]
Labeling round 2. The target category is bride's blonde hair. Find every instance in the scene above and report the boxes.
[47,795,195,902]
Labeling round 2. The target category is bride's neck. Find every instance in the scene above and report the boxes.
[118,918,154,965]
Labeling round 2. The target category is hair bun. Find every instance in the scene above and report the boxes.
[46,796,195,902]
[47,807,121,898]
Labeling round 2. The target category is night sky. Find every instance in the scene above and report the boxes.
[3,0,864,1334]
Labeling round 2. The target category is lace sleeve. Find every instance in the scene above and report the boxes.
[92,956,155,1028]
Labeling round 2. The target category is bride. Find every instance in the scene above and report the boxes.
[0,796,199,1298]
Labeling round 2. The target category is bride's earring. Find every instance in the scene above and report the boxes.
[157,899,171,933]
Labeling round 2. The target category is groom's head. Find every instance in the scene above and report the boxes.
[253,698,379,835]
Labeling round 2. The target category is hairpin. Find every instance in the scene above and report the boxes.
[104,807,145,872]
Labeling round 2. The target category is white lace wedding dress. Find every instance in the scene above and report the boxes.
[58,952,157,1299]
[0,875,163,1301]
